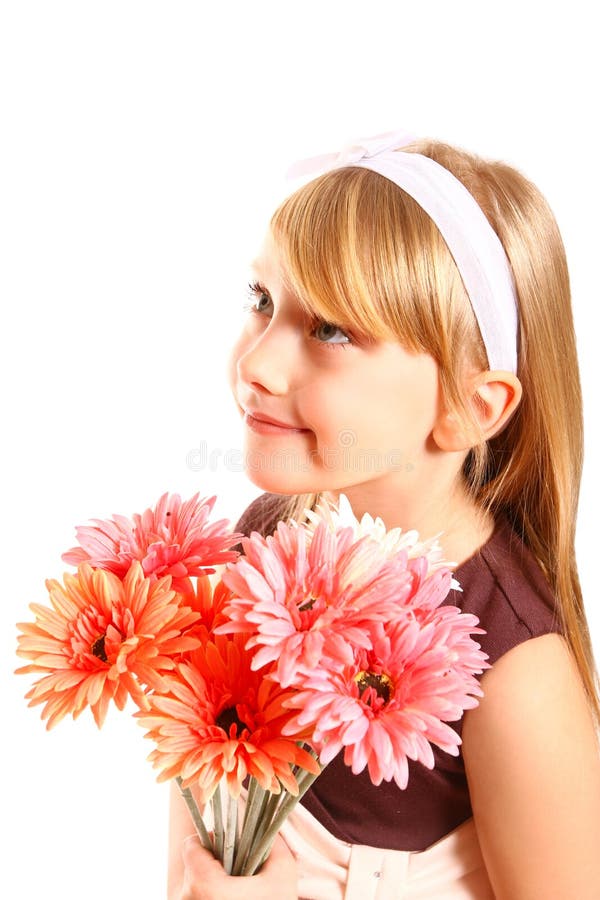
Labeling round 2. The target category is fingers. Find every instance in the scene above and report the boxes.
[180,837,224,898]
[259,834,298,880]
[180,833,298,900]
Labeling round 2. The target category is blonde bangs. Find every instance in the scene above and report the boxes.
[269,164,484,368]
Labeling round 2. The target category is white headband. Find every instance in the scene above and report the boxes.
[285,130,519,374]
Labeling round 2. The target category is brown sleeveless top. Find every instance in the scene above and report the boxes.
[233,492,561,851]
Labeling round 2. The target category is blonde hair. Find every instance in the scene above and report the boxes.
[268,139,599,721]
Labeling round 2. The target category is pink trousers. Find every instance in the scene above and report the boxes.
[279,800,495,900]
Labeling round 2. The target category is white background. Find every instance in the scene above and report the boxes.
[1,2,598,897]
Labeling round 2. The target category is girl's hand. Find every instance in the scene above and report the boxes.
[179,834,298,900]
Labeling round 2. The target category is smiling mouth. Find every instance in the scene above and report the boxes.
[243,409,310,434]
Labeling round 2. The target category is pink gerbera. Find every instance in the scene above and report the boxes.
[218,520,426,687]
[136,633,320,803]
[16,562,201,728]
[61,493,242,595]
[283,609,489,789]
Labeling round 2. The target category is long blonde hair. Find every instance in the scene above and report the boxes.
[267,138,599,721]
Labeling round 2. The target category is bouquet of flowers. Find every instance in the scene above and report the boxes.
[16,492,489,876]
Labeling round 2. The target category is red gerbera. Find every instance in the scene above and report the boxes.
[136,633,319,804]
[183,575,235,647]
[16,562,201,728]
[176,575,236,662]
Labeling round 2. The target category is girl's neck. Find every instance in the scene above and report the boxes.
[326,478,495,569]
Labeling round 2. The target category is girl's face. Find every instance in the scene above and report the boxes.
[227,229,443,509]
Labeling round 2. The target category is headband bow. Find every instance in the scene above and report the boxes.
[286,129,417,178]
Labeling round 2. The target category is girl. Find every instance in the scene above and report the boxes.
[169,131,600,898]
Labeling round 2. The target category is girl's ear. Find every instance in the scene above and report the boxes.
[432,371,523,452]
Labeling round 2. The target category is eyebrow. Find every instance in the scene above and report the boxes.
[249,258,264,272]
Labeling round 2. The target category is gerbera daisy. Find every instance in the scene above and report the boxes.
[16,562,201,728]
[304,492,454,574]
[218,519,426,687]
[283,612,489,790]
[183,574,235,646]
[61,493,242,595]
[136,633,319,804]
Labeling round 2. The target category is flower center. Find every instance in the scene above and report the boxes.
[298,596,317,612]
[216,705,250,737]
[91,634,108,662]
[355,670,394,706]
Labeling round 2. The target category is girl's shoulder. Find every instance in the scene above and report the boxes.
[449,517,561,666]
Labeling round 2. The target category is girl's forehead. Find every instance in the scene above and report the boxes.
[250,230,284,274]
[249,233,312,307]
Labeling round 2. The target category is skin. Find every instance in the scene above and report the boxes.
[173,832,298,900]
[462,633,600,899]
[169,229,600,898]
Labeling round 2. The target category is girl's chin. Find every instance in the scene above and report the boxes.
[242,467,352,499]
[244,471,314,496]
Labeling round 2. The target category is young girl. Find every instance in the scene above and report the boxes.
[169,131,600,898]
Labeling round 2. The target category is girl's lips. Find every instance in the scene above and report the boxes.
[244,410,310,435]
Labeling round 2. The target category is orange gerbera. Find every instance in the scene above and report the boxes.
[136,633,320,803]
[16,562,201,729]
[186,575,234,644]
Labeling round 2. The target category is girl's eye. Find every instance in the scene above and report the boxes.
[244,281,352,350]
[312,321,350,345]
[245,284,273,315]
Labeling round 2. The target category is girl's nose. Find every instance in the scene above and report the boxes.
[236,321,298,397]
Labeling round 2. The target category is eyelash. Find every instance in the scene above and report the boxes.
[243,281,352,351]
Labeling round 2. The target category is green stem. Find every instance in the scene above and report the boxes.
[242,764,322,876]
[232,780,270,876]
[175,777,213,853]
[212,783,225,861]
[241,775,260,833]
[222,792,238,875]
[261,789,283,829]
[241,789,285,875]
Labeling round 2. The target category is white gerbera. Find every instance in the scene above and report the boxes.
[304,493,460,587]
